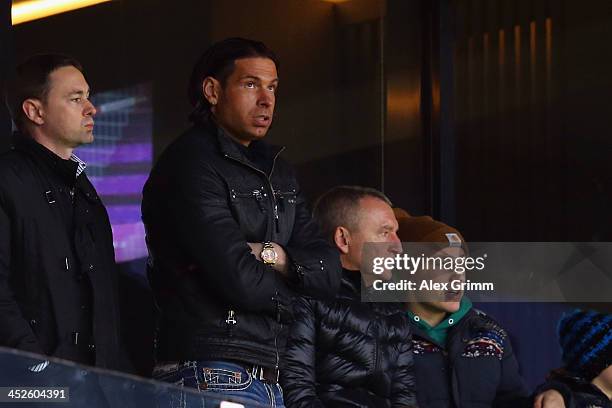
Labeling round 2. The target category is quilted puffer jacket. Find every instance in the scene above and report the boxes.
[281,268,417,408]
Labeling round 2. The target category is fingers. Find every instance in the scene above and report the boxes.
[533,393,543,408]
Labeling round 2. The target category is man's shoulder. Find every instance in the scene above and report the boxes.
[295,293,362,316]
[469,308,506,331]
[0,150,39,207]
[463,308,512,349]
[371,301,407,317]
[158,125,219,163]
[294,295,333,314]
[0,148,32,182]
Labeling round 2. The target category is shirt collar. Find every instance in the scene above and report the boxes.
[13,132,87,181]
[407,297,473,345]
[70,153,87,178]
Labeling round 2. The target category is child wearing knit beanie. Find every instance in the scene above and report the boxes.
[560,310,612,384]
[394,211,467,318]
[395,210,570,407]
[394,209,531,407]
[537,309,612,407]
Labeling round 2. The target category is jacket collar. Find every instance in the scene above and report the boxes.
[407,297,473,346]
[12,132,83,186]
[337,268,362,300]
[196,120,284,171]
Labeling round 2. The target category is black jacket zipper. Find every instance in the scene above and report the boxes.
[223,147,285,238]
[223,147,286,372]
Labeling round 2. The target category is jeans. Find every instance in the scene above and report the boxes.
[153,360,285,408]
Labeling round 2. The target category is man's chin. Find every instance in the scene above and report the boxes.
[381,270,393,281]
[251,127,270,139]
[79,133,95,145]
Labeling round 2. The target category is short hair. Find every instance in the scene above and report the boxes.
[5,54,83,132]
[187,37,279,124]
[313,185,393,243]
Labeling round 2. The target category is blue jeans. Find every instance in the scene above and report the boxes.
[153,360,285,408]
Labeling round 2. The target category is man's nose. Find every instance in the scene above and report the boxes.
[257,89,274,107]
[84,99,97,116]
[388,234,403,254]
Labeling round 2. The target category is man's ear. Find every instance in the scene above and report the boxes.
[334,226,351,255]
[22,98,44,126]
[202,76,221,110]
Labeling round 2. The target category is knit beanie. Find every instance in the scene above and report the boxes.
[393,208,465,248]
[558,309,612,380]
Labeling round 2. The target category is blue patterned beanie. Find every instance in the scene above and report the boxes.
[558,309,612,380]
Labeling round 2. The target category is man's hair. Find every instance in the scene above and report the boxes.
[187,37,279,124]
[313,185,393,243]
[5,54,83,132]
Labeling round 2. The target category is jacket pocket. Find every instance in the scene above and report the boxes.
[230,188,268,212]
[273,189,297,241]
[228,188,268,240]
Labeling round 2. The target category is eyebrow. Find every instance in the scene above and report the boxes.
[67,90,90,96]
[239,75,279,83]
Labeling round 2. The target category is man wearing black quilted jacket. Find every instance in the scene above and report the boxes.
[142,38,341,407]
[281,186,418,408]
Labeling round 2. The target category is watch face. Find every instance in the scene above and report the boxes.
[261,248,277,264]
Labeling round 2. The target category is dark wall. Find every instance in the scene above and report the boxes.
[451,0,612,242]
[383,0,428,214]
[1,0,11,150]
[447,0,612,388]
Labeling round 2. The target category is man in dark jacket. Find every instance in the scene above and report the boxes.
[0,54,121,369]
[142,38,341,407]
[281,186,418,408]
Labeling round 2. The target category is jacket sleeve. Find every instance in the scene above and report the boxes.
[492,337,530,408]
[0,201,43,354]
[391,324,419,408]
[280,297,326,408]
[283,178,341,300]
[149,158,294,317]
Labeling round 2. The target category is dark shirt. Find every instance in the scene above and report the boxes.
[235,139,274,176]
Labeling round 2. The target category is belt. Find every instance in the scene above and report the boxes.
[248,364,279,384]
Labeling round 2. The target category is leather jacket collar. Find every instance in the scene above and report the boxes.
[196,120,284,169]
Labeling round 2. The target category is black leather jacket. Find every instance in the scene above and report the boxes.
[142,121,341,369]
[281,269,417,408]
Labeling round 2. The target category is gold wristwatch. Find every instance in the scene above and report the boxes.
[261,242,278,266]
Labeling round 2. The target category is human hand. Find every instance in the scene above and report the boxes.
[247,242,289,276]
[533,389,566,408]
